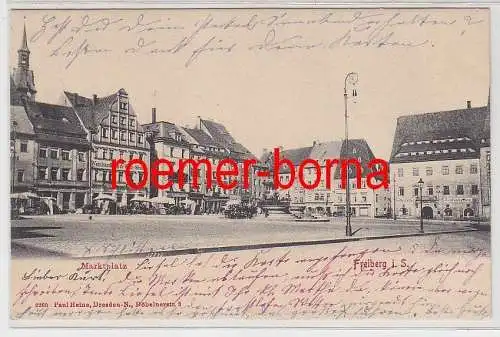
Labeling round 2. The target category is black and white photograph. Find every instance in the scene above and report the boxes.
[8,8,491,322]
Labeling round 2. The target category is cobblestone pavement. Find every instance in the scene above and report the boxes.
[10,214,485,258]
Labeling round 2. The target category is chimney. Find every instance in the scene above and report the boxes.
[313,140,317,146]
[152,107,157,123]
[467,100,472,109]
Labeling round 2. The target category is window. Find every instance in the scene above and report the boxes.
[129,133,135,142]
[414,188,419,196]
[399,187,404,196]
[120,151,124,159]
[412,167,419,176]
[20,143,28,152]
[111,115,117,124]
[170,147,174,157]
[120,102,128,110]
[103,149,109,160]
[50,167,59,180]
[121,132,126,141]
[39,148,47,158]
[103,170,110,182]
[62,150,70,160]
[442,166,449,175]
[455,165,463,174]
[426,167,433,176]
[118,171,124,183]
[181,149,185,158]
[77,169,85,181]
[78,152,85,162]
[138,134,143,144]
[112,130,118,139]
[50,149,58,159]
[129,119,135,127]
[428,187,433,195]
[487,151,491,175]
[17,170,24,182]
[120,117,126,125]
[470,164,478,174]
[102,128,108,138]
[38,166,47,180]
[471,185,479,195]
[61,168,70,181]
[397,168,403,177]
[443,185,450,195]
[456,185,464,195]
[139,153,144,160]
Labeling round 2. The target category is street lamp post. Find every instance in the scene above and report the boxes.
[418,178,424,233]
[344,72,358,237]
[11,121,18,194]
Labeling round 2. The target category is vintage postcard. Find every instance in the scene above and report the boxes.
[9,8,490,324]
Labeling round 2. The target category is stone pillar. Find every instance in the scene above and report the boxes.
[69,192,76,210]
[57,191,63,210]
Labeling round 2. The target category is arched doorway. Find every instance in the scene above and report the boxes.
[422,206,434,219]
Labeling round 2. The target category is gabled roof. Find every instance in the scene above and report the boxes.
[24,101,88,139]
[390,106,489,163]
[309,141,343,162]
[201,119,235,148]
[262,146,313,173]
[182,127,220,147]
[63,90,145,132]
[200,118,256,160]
[262,139,377,178]
[143,121,190,146]
[11,105,34,135]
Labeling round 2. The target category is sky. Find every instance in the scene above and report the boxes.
[9,8,490,160]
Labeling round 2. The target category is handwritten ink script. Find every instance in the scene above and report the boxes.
[24,9,487,69]
[11,236,490,320]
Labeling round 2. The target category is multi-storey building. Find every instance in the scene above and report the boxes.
[389,101,490,220]
[10,105,36,194]
[142,109,192,205]
[181,125,230,212]
[61,89,150,204]
[144,115,261,212]
[261,139,389,217]
[198,118,261,201]
[10,24,91,212]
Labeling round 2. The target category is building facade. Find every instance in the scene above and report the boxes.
[144,115,262,213]
[61,89,151,204]
[261,139,390,217]
[142,111,193,205]
[390,102,490,220]
[10,105,36,194]
[10,25,91,212]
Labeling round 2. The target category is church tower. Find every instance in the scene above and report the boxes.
[11,21,37,105]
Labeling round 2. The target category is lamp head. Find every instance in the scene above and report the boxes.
[417,178,424,187]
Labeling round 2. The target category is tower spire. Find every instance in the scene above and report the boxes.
[20,17,29,52]
[17,18,30,70]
